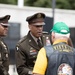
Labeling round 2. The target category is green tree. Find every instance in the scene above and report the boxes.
[0,0,75,10]
[24,0,52,8]
[33,0,52,8]
[24,0,37,6]
[68,0,75,9]
[0,0,17,5]
[24,0,75,10]
[56,0,71,9]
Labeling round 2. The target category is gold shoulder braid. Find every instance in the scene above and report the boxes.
[53,44,73,52]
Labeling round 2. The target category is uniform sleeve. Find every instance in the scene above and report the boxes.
[0,43,10,75]
[3,48,10,70]
[33,48,47,74]
[3,49,10,71]
[15,44,31,75]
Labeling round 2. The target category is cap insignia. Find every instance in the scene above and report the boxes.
[37,13,41,18]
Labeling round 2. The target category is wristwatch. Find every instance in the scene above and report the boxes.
[28,71,33,75]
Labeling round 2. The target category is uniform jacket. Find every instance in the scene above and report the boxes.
[45,42,75,75]
[0,38,9,75]
[15,31,51,75]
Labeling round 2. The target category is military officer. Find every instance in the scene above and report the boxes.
[15,12,51,75]
[0,15,10,75]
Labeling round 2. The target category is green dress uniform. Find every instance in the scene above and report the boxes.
[0,15,10,75]
[0,38,9,75]
[15,31,51,75]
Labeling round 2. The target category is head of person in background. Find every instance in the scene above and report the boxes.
[50,22,73,46]
[26,12,45,38]
[0,15,10,37]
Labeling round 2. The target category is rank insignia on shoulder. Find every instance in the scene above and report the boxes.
[6,54,8,58]
[16,47,19,51]
[46,37,51,46]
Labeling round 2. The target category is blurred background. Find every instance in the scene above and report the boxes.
[0,0,75,75]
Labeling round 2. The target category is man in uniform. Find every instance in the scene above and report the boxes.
[15,12,51,75]
[0,15,10,75]
[33,22,75,75]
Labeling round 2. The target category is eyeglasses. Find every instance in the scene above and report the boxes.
[35,25,43,28]
[31,24,43,27]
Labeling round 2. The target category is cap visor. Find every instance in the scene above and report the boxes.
[32,22,45,25]
[0,23,10,26]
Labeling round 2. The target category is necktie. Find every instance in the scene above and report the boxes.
[37,39,43,48]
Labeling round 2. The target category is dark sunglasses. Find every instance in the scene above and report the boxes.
[2,25,8,28]
[34,25,43,27]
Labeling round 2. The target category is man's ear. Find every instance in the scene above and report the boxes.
[51,32,55,43]
[52,32,55,39]
[28,25,31,30]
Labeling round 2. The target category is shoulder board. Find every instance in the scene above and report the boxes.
[17,36,27,44]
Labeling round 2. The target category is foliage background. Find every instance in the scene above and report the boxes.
[0,0,75,10]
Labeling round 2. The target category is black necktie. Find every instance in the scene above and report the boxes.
[37,39,43,48]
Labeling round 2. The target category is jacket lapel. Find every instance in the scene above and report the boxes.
[27,32,40,50]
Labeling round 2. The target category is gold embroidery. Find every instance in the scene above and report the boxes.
[53,44,73,52]
[37,13,42,18]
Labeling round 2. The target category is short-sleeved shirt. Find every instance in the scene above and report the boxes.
[33,39,68,74]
